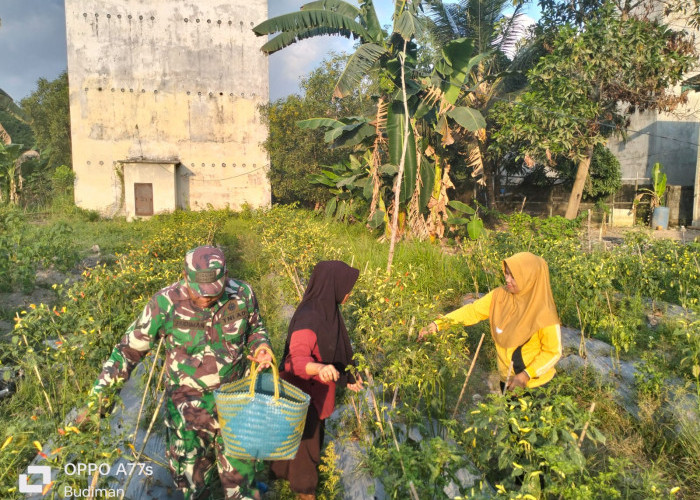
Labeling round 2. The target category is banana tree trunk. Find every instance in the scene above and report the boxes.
[387,39,410,274]
[564,145,595,219]
[485,158,497,209]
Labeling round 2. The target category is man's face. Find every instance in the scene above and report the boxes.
[184,272,224,308]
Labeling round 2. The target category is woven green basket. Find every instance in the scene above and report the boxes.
[214,356,310,460]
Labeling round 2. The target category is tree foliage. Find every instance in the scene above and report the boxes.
[260,55,372,206]
[20,71,72,170]
[490,1,697,218]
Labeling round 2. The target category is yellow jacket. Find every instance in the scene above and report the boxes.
[435,291,562,388]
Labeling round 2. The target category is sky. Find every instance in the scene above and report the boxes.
[0,0,536,103]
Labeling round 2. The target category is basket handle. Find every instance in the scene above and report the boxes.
[248,350,280,401]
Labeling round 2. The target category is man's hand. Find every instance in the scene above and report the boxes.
[507,371,530,391]
[347,374,364,392]
[247,345,273,372]
[417,321,438,342]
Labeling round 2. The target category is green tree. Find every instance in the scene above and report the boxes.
[490,1,697,218]
[261,55,371,206]
[21,71,72,170]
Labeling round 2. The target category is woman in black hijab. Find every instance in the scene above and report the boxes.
[270,261,363,499]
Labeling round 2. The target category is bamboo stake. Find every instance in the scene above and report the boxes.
[22,333,53,413]
[574,301,586,358]
[587,209,592,252]
[350,395,363,435]
[409,481,420,500]
[557,403,598,500]
[407,316,416,340]
[577,402,596,448]
[139,355,168,452]
[87,467,100,500]
[383,386,420,500]
[452,333,485,419]
[131,337,164,442]
[133,451,169,470]
[364,368,385,437]
[280,258,303,300]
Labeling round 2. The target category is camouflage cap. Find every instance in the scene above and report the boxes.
[184,246,226,297]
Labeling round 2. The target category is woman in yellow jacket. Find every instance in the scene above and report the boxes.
[419,252,562,392]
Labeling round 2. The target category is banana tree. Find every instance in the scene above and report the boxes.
[0,89,27,145]
[254,0,486,270]
[300,36,486,231]
[0,143,38,205]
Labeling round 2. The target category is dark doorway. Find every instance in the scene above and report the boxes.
[134,183,154,216]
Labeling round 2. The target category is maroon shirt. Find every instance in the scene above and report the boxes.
[280,329,336,419]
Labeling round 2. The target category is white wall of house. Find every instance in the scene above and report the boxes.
[65,0,271,217]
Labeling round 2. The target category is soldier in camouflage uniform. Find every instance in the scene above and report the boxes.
[87,246,273,500]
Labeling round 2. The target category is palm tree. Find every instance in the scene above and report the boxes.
[426,0,535,207]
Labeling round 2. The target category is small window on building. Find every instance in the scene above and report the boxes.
[134,183,154,216]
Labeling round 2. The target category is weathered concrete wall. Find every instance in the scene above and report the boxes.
[123,161,177,218]
[65,0,271,217]
[608,106,700,187]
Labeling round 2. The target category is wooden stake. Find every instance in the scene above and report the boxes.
[280,258,303,300]
[364,369,385,437]
[577,402,596,448]
[87,467,100,500]
[452,333,485,419]
[22,333,53,413]
[587,209,592,252]
[131,337,164,442]
[407,316,416,340]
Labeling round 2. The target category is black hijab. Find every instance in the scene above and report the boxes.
[283,261,360,386]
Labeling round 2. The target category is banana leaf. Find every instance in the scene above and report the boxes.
[418,157,436,212]
[297,118,345,130]
[447,199,476,215]
[301,0,361,18]
[253,10,369,39]
[446,107,486,131]
[387,101,417,204]
[335,43,388,98]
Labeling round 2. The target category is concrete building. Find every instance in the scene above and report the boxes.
[607,12,700,227]
[65,0,271,219]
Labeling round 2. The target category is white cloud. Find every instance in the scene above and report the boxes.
[269,35,353,100]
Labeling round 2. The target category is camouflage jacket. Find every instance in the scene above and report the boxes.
[90,278,270,428]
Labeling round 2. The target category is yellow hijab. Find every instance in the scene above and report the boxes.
[489,252,560,348]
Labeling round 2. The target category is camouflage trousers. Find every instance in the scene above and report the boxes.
[165,398,261,500]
